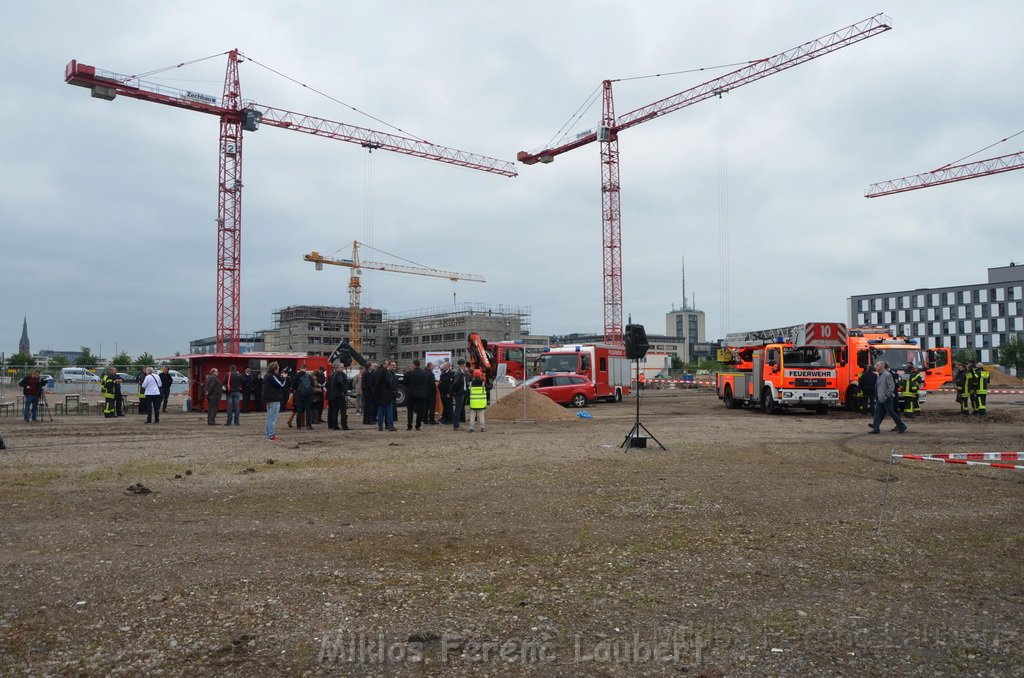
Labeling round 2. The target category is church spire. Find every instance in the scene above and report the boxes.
[19,316,30,356]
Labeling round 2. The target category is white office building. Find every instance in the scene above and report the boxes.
[847,264,1024,364]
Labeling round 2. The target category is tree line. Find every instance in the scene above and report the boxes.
[5,348,189,370]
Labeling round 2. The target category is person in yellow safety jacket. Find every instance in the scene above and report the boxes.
[467,369,488,433]
[970,362,989,415]
[101,367,117,418]
[900,364,924,416]
[136,369,147,416]
[955,362,970,416]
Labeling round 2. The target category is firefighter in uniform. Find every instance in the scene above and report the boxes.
[887,363,902,415]
[136,368,147,415]
[900,364,923,417]
[101,367,117,418]
[955,362,970,416]
[858,365,877,415]
[970,362,989,415]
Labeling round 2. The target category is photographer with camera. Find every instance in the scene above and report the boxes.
[18,370,46,423]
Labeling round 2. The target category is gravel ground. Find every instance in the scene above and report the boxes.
[1,390,1021,676]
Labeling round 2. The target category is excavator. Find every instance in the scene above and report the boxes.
[328,339,368,369]
[467,333,496,384]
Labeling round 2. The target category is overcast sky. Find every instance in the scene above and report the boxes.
[3,2,1021,359]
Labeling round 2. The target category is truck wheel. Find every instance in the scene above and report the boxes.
[761,388,778,415]
[723,386,739,409]
[615,388,622,402]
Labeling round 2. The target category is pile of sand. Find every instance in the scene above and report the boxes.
[488,387,577,421]
[983,364,1024,387]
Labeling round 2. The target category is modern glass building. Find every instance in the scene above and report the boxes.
[847,264,1024,364]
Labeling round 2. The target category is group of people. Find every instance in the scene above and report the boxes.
[865,359,995,433]
[197,358,493,441]
[353,358,489,433]
[856,363,925,417]
[202,361,348,440]
[203,365,270,426]
[867,361,909,434]
[99,366,175,422]
[954,360,990,416]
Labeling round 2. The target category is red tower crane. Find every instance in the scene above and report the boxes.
[65,50,516,353]
[865,150,1024,197]
[518,15,891,344]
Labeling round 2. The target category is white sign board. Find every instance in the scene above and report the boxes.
[425,351,452,379]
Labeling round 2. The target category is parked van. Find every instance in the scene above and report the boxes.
[167,370,189,384]
[59,367,100,383]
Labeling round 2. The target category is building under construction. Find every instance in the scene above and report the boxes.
[261,303,529,364]
[262,305,385,361]
[386,303,530,363]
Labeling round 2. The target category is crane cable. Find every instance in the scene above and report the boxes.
[540,60,756,152]
[124,51,230,81]
[933,129,1024,171]
[716,95,731,338]
[610,59,760,83]
[239,52,430,143]
[363,149,376,307]
[543,84,602,150]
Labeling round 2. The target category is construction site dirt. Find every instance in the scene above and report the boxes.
[1,390,1021,676]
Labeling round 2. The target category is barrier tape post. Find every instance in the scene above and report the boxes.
[877,447,898,531]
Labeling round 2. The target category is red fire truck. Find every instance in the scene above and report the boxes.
[537,344,631,402]
[715,322,846,413]
[837,326,952,408]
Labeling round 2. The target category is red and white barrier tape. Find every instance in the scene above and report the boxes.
[936,388,1024,394]
[891,451,1024,470]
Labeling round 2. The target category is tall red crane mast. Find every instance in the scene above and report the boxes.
[65,50,516,353]
[865,151,1024,197]
[518,14,891,344]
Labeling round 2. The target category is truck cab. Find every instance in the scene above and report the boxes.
[837,327,952,408]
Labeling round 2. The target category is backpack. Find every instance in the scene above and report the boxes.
[298,372,314,397]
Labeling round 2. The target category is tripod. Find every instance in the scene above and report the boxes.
[37,390,54,423]
[621,358,665,451]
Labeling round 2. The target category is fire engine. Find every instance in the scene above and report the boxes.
[715,322,846,413]
[467,334,527,383]
[837,326,952,408]
[537,344,631,402]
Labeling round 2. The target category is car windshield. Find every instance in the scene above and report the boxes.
[520,376,547,388]
[783,347,835,368]
[538,354,579,373]
[872,348,924,370]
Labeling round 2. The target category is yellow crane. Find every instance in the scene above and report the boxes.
[304,241,486,352]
